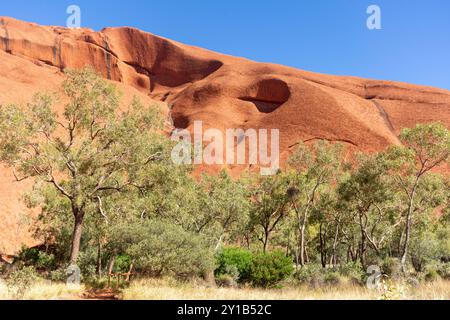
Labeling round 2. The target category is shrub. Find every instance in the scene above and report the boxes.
[295,263,363,287]
[17,248,56,270]
[249,251,294,288]
[115,254,132,273]
[338,262,364,283]
[425,269,440,282]
[5,266,39,299]
[108,219,214,278]
[295,264,324,286]
[424,261,447,282]
[49,268,67,282]
[438,263,450,280]
[323,271,341,285]
[77,250,97,280]
[382,257,403,280]
[216,274,238,288]
[410,231,440,272]
[215,247,253,283]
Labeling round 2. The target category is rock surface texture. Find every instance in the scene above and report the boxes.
[0,17,449,254]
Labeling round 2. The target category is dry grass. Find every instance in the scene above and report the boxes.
[0,279,84,300]
[1,277,449,300]
[122,278,450,300]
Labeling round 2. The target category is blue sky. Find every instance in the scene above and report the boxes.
[2,0,450,90]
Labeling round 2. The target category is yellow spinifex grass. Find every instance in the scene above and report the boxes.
[122,278,450,301]
[1,277,449,300]
[0,279,84,300]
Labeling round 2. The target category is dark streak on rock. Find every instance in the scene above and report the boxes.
[0,18,11,53]
[52,36,63,71]
[372,100,396,134]
[289,137,358,148]
[103,36,112,80]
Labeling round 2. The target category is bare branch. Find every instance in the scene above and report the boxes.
[96,196,109,224]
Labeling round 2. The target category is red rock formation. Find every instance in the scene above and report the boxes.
[0,17,449,254]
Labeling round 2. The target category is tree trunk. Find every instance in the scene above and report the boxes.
[203,269,217,287]
[401,181,419,271]
[263,228,270,253]
[305,246,310,264]
[97,240,102,277]
[358,213,367,268]
[107,256,115,288]
[299,224,306,266]
[360,238,366,268]
[69,211,84,265]
[126,264,134,282]
[298,206,311,266]
[108,256,116,274]
[401,206,413,270]
[331,224,339,267]
[319,224,326,268]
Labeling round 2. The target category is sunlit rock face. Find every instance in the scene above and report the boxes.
[0,17,449,255]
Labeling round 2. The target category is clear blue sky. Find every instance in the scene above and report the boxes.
[2,0,450,90]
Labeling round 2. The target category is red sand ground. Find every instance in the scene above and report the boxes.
[0,17,449,255]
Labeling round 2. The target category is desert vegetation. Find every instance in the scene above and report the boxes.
[0,69,449,300]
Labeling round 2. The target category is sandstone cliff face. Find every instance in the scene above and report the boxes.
[0,17,449,254]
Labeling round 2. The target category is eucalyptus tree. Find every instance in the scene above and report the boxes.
[385,123,450,269]
[0,68,173,265]
[287,141,344,267]
[337,153,399,267]
[248,173,291,253]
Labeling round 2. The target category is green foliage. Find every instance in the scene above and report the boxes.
[295,263,362,287]
[1,72,448,290]
[115,254,132,273]
[410,231,442,272]
[400,122,450,166]
[249,251,294,288]
[338,262,364,283]
[248,173,291,252]
[108,219,214,278]
[424,268,440,282]
[437,263,450,280]
[382,257,403,280]
[215,247,253,283]
[5,266,39,300]
[0,68,174,265]
[323,271,341,285]
[49,268,67,282]
[17,248,56,270]
[215,274,238,288]
[295,264,323,285]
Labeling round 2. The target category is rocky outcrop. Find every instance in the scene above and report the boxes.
[0,17,449,254]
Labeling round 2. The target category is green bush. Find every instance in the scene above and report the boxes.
[382,257,403,280]
[49,268,67,282]
[295,264,323,286]
[115,254,132,273]
[77,250,97,280]
[338,262,364,283]
[323,271,341,285]
[5,266,39,299]
[424,261,449,282]
[295,264,351,287]
[438,263,450,280]
[215,274,238,288]
[425,269,440,282]
[17,248,56,270]
[108,219,215,278]
[249,251,293,288]
[410,231,441,272]
[215,247,253,283]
